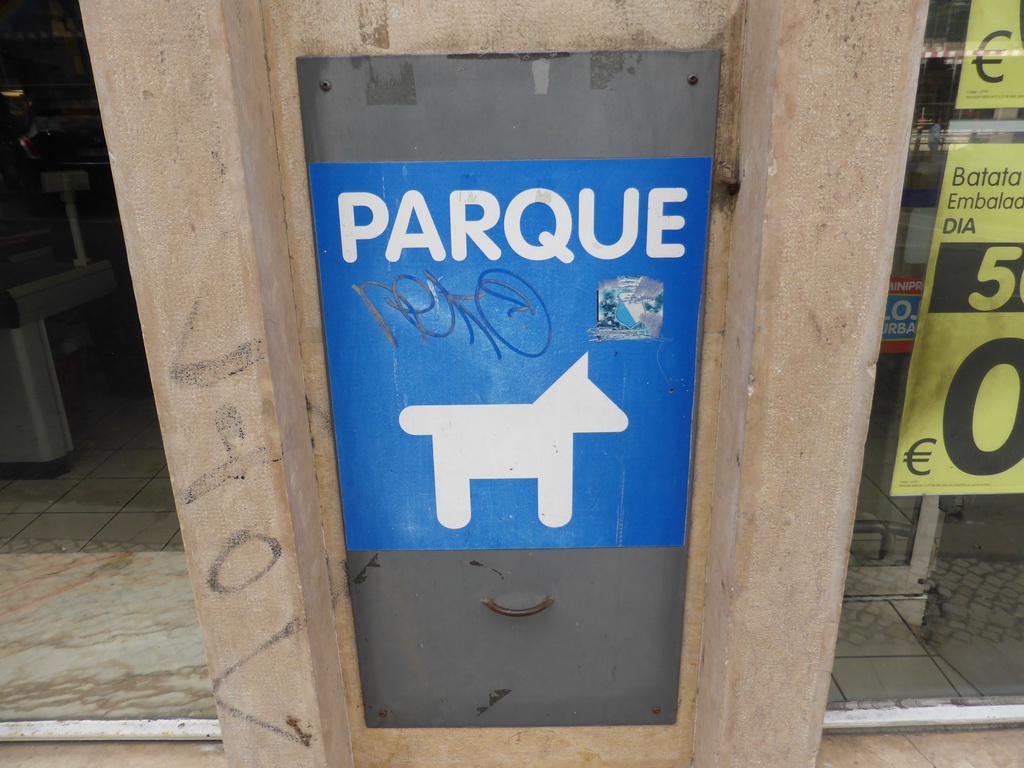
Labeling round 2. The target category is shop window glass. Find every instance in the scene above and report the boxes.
[832,0,1024,706]
[0,0,213,723]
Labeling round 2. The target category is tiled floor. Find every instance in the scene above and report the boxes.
[4,730,1024,768]
[836,352,1024,703]
[0,743,227,768]
[0,552,214,720]
[817,728,1024,768]
[837,393,1024,702]
[0,395,182,555]
[830,556,1024,702]
[831,598,963,702]
[0,389,209,722]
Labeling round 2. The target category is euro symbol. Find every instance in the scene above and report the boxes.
[903,438,937,476]
[973,30,1012,83]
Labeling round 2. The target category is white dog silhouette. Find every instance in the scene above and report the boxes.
[399,353,628,529]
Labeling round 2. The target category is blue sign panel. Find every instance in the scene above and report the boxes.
[309,158,711,550]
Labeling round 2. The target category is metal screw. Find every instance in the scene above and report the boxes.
[377,709,388,718]
[320,80,332,92]
[651,706,662,715]
[687,74,698,85]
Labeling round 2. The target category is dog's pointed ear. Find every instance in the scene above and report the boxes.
[566,352,589,379]
[537,353,591,404]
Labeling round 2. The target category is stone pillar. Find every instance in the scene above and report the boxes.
[694,0,928,765]
[80,1,351,765]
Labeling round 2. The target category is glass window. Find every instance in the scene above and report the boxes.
[832,0,1024,706]
[0,0,213,724]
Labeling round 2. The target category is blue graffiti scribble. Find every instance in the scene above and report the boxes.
[352,269,551,358]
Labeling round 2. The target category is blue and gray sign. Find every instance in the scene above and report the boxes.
[309,157,711,550]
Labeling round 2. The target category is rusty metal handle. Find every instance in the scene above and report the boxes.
[481,595,555,617]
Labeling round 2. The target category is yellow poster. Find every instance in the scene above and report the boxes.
[956,0,1024,109]
[892,143,1024,495]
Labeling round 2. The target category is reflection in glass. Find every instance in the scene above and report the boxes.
[0,0,213,722]
[834,0,1024,705]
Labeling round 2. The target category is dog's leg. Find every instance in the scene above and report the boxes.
[434,470,472,529]
[537,450,573,528]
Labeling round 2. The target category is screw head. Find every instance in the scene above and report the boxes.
[377,709,388,718]
[651,706,662,715]
[319,80,332,92]
[687,74,698,85]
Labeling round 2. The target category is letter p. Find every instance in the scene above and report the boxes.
[338,192,389,263]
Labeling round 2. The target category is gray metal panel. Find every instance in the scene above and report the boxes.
[298,50,715,728]
[347,548,686,727]
[297,51,719,163]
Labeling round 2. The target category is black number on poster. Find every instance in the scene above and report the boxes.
[943,337,1024,475]
[929,243,1024,314]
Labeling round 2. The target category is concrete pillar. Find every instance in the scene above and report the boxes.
[693,0,928,765]
[80,1,352,765]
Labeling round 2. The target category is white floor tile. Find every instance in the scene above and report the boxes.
[925,631,1024,697]
[831,656,958,701]
[122,477,176,512]
[89,449,167,479]
[46,478,148,514]
[920,557,1024,696]
[0,479,79,514]
[1,512,116,553]
[162,530,184,551]
[122,423,164,450]
[59,449,115,479]
[0,513,39,544]
[828,675,844,702]
[84,512,181,551]
[933,656,981,697]
[835,601,928,657]
[74,419,147,450]
[890,598,927,629]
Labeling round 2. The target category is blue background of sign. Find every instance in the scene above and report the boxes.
[309,158,711,550]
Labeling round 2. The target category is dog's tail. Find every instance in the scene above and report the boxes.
[399,405,443,436]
